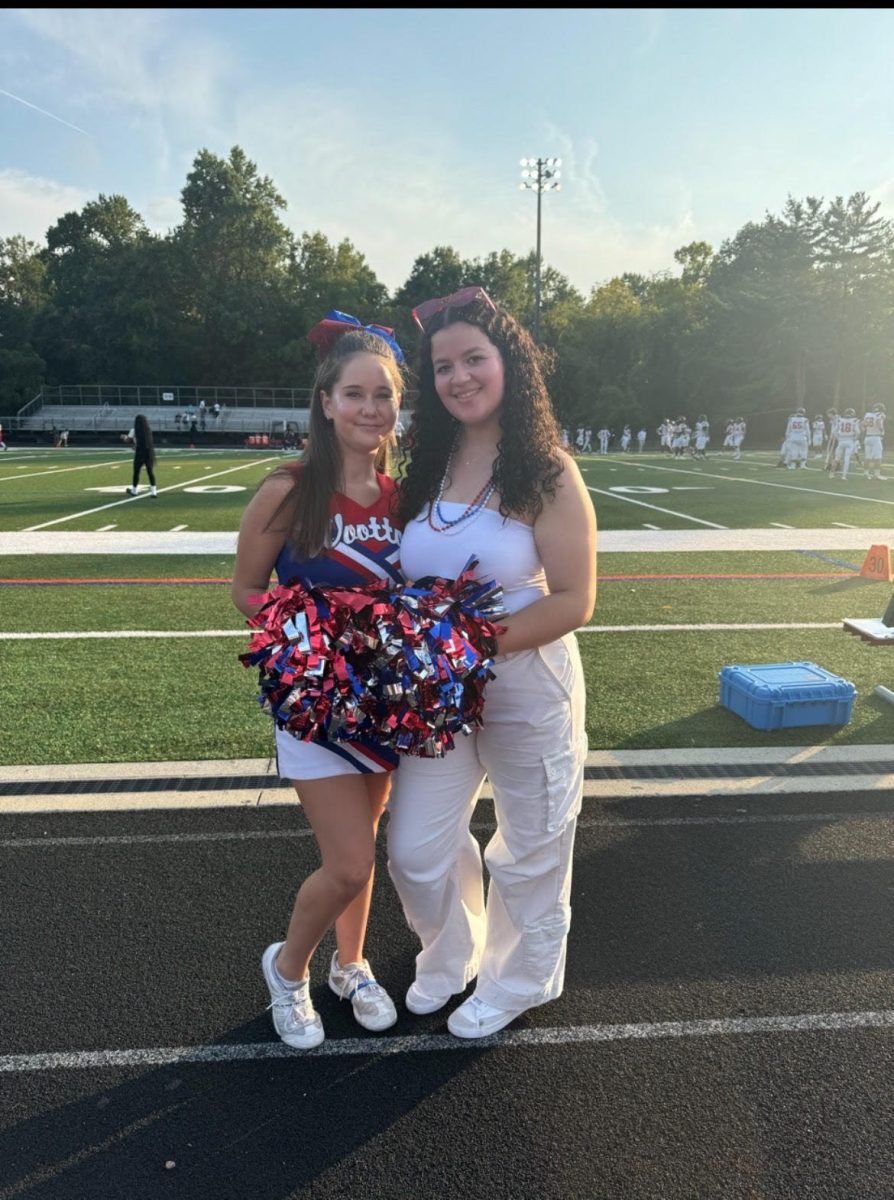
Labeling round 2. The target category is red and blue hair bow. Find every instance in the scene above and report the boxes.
[308,309,405,365]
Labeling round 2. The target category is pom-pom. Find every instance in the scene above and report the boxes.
[239,557,506,758]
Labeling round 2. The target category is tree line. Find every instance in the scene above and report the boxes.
[2,145,892,434]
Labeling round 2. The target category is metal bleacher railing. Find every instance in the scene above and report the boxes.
[27,384,314,410]
[13,385,411,440]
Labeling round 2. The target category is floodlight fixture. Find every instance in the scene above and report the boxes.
[519,155,564,340]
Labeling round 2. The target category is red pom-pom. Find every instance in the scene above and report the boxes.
[240,560,505,757]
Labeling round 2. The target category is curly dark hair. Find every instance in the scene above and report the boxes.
[398,297,563,525]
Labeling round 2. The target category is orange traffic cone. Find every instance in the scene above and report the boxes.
[859,544,893,581]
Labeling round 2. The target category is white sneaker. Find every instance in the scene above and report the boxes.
[125,486,137,496]
[328,953,397,1032]
[405,981,452,1015]
[261,942,324,1049]
[447,993,530,1038]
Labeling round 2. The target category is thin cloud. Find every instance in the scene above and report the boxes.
[0,169,90,242]
[0,88,91,136]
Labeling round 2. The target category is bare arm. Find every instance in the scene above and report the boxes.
[231,475,295,617]
[495,453,597,655]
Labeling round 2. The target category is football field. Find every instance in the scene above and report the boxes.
[1,445,892,765]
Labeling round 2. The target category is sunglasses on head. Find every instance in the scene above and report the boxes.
[411,286,497,333]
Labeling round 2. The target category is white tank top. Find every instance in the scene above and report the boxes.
[400,503,548,615]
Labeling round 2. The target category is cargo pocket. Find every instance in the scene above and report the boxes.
[522,905,572,985]
[536,636,577,703]
[542,732,587,833]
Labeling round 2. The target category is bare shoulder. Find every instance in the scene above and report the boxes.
[240,469,297,530]
[546,448,589,502]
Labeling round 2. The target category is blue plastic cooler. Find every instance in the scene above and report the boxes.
[719,661,856,730]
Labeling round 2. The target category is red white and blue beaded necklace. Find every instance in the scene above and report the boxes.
[427,437,496,535]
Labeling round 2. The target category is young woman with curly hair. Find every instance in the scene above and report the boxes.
[388,287,597,1038]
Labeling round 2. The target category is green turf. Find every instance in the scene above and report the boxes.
[2,625,888,766]
[2,547,889,636]
[580,629,890,750]
[4,447,894,531]
[3,460,893,763]
[0,449,280,532]
[579,452,894,529]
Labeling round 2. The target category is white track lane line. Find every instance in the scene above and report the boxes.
[4,1009,893,1071]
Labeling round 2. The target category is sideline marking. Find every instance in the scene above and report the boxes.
[1,622,842,640]
[4,1009,893,1071]
[0,577,229,585]
[587,486,727,528]
[0,571,853,585]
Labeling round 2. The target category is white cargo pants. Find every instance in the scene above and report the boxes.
[387,634,588,1011]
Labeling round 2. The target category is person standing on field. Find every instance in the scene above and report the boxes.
[862,403,886,480]
[124,414,158,498]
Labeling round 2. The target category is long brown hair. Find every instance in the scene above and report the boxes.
[398,297,562,525]
[266,330,405,558]
[134,414,155,467]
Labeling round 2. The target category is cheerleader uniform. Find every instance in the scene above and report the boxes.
[272,473,403,780]
[387,503,588,1011]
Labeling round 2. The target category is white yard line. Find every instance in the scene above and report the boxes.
[0,459,127,483]
[587,486,727,528]
[3,621,842,641]
[22,457,280,531]
[596,459,894,506]
[578,622,839,632]
[4,1009,893,1072]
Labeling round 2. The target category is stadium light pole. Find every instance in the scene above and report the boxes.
[519,156,561,342]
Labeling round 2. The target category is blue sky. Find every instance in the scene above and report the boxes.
[2,8,893,296]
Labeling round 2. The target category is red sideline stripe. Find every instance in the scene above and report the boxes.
[599,572,853,581]
[0,577,231,585]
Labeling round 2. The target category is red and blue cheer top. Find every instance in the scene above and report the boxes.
[275,473,403,590]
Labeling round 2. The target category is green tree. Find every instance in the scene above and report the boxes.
[175,146,294,382]
[277,232,389,385]
[38,194,156,383]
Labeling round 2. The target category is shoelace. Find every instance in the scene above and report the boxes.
[335,965,388,1005]
[267,982,315,1024]
[467,995,501,1025]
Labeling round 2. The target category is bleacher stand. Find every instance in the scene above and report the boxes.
[12,386,412,447]
[16,404,312,446]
